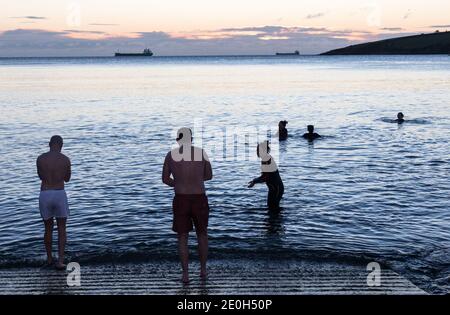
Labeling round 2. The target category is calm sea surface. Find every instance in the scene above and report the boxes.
[0,56,449,293]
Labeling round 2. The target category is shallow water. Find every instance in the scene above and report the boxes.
[0,55,449,293]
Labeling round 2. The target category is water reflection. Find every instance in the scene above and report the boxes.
[0,56,449,293]
[264,210,285,236]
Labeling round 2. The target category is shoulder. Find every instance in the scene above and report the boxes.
[166,150,174,160]
[57,153,70,164]
[200,147,210,160]
[166,149,179,162]
[192,146,209,161]
[261,155,278,172]
[61,152,70,160]
[270,156,278,166]
[37,152,47,162]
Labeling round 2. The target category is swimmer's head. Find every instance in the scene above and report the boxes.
[279,120,288,128]
[257,140,270,159]
[397,112,404,120]
[49,135,63,150]
[176,127,193,145]
[307,125,314,133]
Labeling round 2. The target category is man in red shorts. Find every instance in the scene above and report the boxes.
[162,127,213,283]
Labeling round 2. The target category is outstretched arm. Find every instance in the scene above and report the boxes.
[248,173,267,188]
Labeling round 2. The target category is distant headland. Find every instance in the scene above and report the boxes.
[322,31,450,55]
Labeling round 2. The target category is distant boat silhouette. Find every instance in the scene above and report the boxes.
[276,50,300,56]
[115,48,153,57]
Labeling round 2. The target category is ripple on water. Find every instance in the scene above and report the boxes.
[0,56,449,293]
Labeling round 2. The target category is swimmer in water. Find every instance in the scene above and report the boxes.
[248,141,284,211]
[302,125,321,141]
[278,120,288,141]
[395,112,405,124]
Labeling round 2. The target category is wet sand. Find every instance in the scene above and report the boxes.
[0,259,427,295]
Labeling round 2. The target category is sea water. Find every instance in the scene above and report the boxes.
[0,55,449,293]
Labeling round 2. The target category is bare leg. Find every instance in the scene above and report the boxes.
[196,231,208,280]
[55,218,67,269]
[43,219,54,264]
[177,233,189,283]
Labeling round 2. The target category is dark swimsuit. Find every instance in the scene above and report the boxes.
[279,129,288,141]
[265,170,284,211]
[253,159,284,211]
[302,133,321,141]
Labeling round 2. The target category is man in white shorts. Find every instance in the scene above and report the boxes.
[37,135,71,270]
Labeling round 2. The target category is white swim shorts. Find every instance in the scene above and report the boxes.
[39,190,69,220]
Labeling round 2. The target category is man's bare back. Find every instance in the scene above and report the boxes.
[37,135,71,269]
[37,151,71,191]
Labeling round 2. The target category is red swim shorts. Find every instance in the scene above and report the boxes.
[172,194,209,234]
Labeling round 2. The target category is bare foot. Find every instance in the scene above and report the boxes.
[55,262,66,270]
[181,272,190,284]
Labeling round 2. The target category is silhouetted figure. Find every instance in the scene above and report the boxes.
[278,120,288,141]
[36,135,71,270]
[395,112,405,124]
[248,141,284,211]
[162,128,213,284]
[302,125,321,141]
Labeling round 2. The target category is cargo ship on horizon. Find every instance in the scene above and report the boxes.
[115,48,153,57]
[276,50,300,56]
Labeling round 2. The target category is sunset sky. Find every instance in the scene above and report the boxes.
[1,0,449,56]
